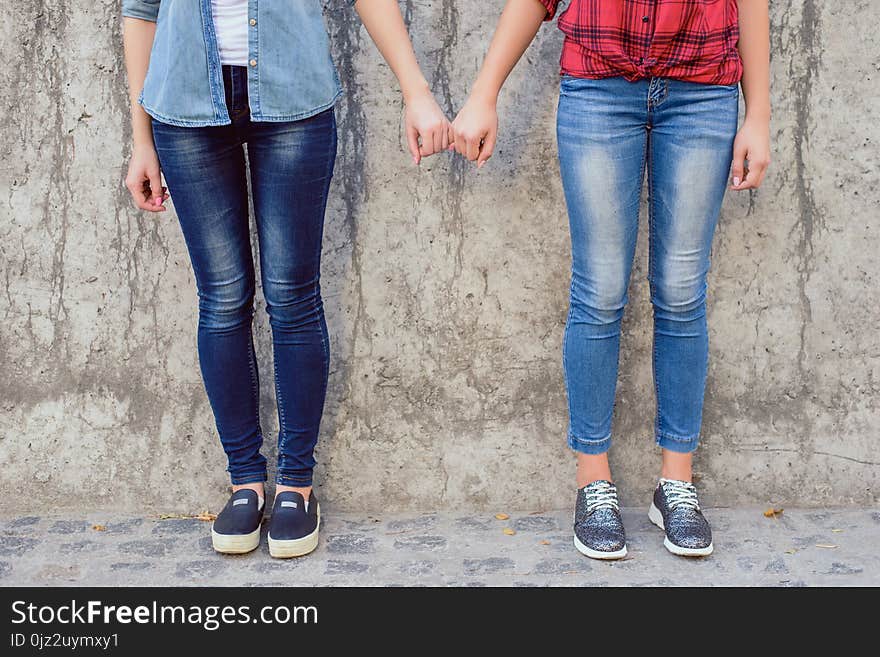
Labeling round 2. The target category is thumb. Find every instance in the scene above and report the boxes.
[731,143,747,188]
[477,130,497,168]
[406,124,421,165]
[149,170,164,207]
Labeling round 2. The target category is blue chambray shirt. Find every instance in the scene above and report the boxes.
[122,0,356,127]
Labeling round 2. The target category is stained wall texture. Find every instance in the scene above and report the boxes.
[0,1,877,514]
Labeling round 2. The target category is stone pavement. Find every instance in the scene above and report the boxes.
[1,508,877,586]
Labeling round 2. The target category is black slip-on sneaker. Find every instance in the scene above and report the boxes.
[268,491,320,558]
[649,478,714,557]
[211,489,264,554]
[573,480,627,560]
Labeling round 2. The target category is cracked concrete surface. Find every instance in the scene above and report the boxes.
[0,2,878,515]
[2,509,878,586]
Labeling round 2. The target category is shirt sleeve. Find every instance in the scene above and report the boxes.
[538,0,561,20]
[122,0,160,22]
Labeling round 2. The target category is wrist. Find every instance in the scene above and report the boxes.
[132,137,155,151]
[744,113,770,129]
[131,120,155,150]
[401,77,431,104]
[744,103,771,125]
[469,79,499,105]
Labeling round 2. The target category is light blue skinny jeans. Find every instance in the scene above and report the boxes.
[557,75,739,455]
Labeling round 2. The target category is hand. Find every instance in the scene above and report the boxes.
[404,88,454,165]
[125,143,169,212]
[731,117,771,190]
[452,92,498,168]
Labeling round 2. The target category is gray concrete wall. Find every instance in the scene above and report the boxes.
[0,1,877,514]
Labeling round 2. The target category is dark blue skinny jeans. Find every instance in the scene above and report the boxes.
[152,66,337,487]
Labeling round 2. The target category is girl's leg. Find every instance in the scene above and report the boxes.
[647,79,739,478]
[152,120,267,490]
[247,109,338,499]
[557,76,648,482]
[625,79,737,558]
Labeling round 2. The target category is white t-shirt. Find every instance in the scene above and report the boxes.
[212,0,249,66]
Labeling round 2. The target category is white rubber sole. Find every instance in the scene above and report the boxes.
[648,503,714,557]
[573,535,628,560]
[211,526,261,555]
[268,507,321,559]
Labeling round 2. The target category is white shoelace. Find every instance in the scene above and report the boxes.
[661,479,700,511]
[584,480,620,513]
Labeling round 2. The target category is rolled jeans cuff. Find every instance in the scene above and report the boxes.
[229,471,268,486]
[276,472,314,487]
[655,432,700,454]
[568,432,612,455]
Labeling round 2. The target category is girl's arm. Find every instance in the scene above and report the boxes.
[732,0,771,190]
[452,0,548,167]
[122,17,168,212]
[355,0,452,164]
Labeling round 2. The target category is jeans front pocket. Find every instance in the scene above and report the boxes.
[559,74,599,98]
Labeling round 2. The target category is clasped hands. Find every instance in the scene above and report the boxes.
[406,85,770,191]
[405,86,498,168]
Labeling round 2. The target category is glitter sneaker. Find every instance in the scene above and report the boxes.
[573,480,627,560]
[649,478,713,557]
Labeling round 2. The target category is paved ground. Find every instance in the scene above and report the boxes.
[1,508,877,586]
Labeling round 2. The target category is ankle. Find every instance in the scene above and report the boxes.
[275,485,312,500]
[659,473,692,483]
[660,449,693,482]
[576,453,613,488]
[232,482,265,501]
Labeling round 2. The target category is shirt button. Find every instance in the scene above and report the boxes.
[642,16,649,22]
[249,18,257,26]
[249,59,257,67]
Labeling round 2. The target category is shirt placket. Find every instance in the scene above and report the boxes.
[246,0,260,117]
[201,0,231,123]
[636,0,659,76]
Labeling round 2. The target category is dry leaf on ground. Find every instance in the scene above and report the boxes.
[495,513,510,521]
[503,528,516,536]
[155,512,216,522]
[763,508,784,518]
[91,525,106,531]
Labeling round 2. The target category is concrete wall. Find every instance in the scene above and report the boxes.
[1,1,877,514]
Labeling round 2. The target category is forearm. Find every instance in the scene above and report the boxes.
[469,0,548,102]
[123,17,157,147]
[354,0,429,102]
[737,0,770,121]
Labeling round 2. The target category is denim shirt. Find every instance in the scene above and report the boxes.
[122,1,355,127]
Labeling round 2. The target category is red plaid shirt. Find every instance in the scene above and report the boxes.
[539,0,742,85]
